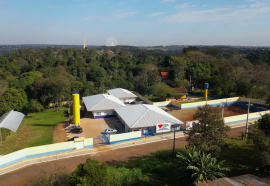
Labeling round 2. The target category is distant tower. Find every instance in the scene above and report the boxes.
[83,35,87,49]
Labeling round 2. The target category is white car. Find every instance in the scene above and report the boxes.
[186,120,199,130]
[104,128,117,134]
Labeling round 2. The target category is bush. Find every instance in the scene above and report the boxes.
[108,167,142,186]
[27,99,44,112]
[177,145,229,184]
[68,158,109,186]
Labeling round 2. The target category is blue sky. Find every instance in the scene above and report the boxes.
[0,0,270,46]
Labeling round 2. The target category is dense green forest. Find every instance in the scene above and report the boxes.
[0,45,270,116]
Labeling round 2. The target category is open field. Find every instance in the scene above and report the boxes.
[166,105,253,124]
[0,108,69,155]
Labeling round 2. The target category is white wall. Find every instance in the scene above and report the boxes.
[239,97,269,106]
[224,110,270,124]
[119,98,136,103]
[0,149,27,168]
[110,131,141,144]
[92,110,116,116]
[181,97,239,109]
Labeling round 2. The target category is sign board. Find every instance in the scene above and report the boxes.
[156,123,171,133]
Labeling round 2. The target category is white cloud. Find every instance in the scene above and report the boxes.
[48,5,63,9]
[159,5,270,24]
[174,3,194,9]
[114,11,138,18]
[250,1,267,7]
[147,12,167,17]
[117,2,126,6]
[162,0,176,2]
[84,16,108,21]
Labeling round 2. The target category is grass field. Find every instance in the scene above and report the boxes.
[0,108,69,155]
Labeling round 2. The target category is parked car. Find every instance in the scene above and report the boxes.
[67,136,79,141]
[104,128,117,134]
[66,125,80,131]
[70,127,83,134]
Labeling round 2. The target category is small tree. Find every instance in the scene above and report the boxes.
[28,99,43,112]
[185,105,230,154]
[147,83,177,100]
[68,158,109,186]
[177,145,229,185]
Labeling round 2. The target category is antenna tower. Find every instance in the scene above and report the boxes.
[83,35,86,49]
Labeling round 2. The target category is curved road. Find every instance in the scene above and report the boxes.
[0,126,245,186]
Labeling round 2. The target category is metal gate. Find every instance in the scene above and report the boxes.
[93,132,110,147]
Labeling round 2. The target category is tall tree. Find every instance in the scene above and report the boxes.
[185,105,230,154]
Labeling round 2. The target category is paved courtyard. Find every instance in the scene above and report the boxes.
[67,112,124,139]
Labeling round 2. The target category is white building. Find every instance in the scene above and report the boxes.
[115,104,184,133]
[83,94,126,119]
[107,88,137,104]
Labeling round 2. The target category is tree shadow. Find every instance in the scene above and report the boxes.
[32,124,54,127]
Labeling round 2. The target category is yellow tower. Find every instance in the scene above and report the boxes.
[204,83,209,99]
[72,94,80,125]
[83,35,86,49]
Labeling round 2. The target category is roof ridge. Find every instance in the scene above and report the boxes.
[91,95,107,110]
[116,88,124,97]
[144,104,179,120]
[130,105,149,128]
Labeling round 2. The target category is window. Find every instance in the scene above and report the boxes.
[123,99,126,102]
[96,112,101,116]
[112,111,116,115]
[104,112,109,115]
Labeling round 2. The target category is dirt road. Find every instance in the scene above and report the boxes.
[0,126,246,186]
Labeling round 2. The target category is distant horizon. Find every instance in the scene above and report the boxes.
[1,44,270,47]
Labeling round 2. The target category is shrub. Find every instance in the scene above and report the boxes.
[108,167,142,186]
[177,145,229,184]
[68,158,109,186]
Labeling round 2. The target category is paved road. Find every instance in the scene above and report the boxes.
[0,126,246,186]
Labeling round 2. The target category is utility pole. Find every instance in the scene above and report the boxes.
[173,126,176,156]
[246,99,250,137]
[190,75,192,92]
[222,103,224,118]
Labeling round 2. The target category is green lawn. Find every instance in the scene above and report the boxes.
[218,137,259,177]
[0,108,69,155]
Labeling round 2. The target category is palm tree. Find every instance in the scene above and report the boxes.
[177,145,229,184]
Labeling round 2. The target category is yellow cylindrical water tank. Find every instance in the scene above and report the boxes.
[72,94,80,125]
[204,89,208,100]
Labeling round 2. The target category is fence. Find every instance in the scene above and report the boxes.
[0,131,142,170]
[110,131,141,145]
[224,110,270,125]
[180,97,239,109]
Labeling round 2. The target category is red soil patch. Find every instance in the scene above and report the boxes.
[53,118,71,143]
[166,105,252,124]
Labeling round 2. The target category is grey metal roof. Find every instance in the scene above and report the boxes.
[115,104,184,128]
[83,94,126,111]
[107,88,137,98]
[0,110,25,132]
